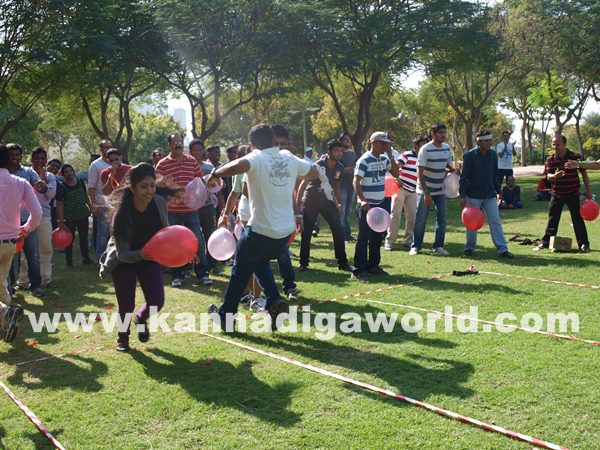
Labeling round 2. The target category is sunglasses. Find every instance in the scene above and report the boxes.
[109,158,120,162]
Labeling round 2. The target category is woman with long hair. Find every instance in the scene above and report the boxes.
[100,162,180,351]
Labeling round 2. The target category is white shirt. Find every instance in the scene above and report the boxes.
[88,157,110,206]
[245,147,311,238]
[303,155,313,164]
[496,142,514,170]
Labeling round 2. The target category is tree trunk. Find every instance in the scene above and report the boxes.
[575,117,584,157]
[520,119,527,167]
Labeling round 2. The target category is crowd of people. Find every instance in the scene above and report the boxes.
[0,123,596,348]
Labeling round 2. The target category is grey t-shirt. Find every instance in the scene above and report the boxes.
[340,149,358,189]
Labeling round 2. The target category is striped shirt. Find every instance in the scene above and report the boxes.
[354,151,391,205]
[544,150,581,198]
[398,150,418,193]
[155,153,203,213]
[416,142,452,196]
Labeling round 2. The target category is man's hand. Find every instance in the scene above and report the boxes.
[34,180,47,193]
[424,193,433,207]
[359,199,370,211]
[586,190,593,200]
[554,170,565,179]
[564,160,579,170]
[217,213,229,229]
[295,215,304,234]
[17,226,28,241]
[336,203,342,213]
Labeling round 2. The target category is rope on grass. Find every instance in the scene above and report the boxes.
[201,332,569,450]
[480,271,600,290]
[0,379,66,450]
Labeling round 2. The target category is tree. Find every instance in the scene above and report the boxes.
[128,112,184,164]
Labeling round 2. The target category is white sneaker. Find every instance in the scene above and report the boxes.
[249,297,267,313]
[432,247,450,256]
[409,248,419,256]
[171,278,184,288]
[384,242,393,251]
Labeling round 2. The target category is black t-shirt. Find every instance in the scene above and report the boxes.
[130,199,163,251]
[303,155,344,204]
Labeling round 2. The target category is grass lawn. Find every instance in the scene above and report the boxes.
[1,174,599,449]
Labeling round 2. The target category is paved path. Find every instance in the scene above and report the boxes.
[513,165,544,177]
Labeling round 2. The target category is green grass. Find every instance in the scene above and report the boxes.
[1,174,599,449]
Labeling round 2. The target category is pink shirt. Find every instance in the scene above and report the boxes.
[0,168,42,240]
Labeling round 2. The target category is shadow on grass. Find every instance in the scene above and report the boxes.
[24,428,65,450]
[240,334,474,402]
[131,348,301,427]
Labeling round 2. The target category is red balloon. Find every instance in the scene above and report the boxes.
[580,199,599,221]
[384,175,400,197]
[287,229,297,246]
[461,205,485,231]
[51,228,73,249]
[143,225,199,267]
[15,239,24,253]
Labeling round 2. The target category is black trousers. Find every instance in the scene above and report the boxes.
[65,217,90,265]
[198,204,217,267]
[542,194,589,248]
[300,198,347,267]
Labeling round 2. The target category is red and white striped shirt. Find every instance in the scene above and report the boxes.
[398,150,418,193]
[155,153,203,213]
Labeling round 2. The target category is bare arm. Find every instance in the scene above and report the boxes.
[218,190,241,228]
[417,166,433,207]
[353,175,369,211]
[296,179,308,211]
[581,169,592,198]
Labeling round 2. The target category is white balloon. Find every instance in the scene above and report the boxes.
[207,228,236,261]
[442,172,460,198]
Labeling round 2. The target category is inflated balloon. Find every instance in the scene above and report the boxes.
[203,174,223,194]
[461,205,485,231]
[143,225,199,267]
[442,172,460,198]
[207,227,237,261]
[384,175,400,197]
[580,199,599,221]
[366,207,391,232]
[287,229,297,246]
[51,228,73,249]
[183,177,208,210]
[15,239,24,253]
[233,222,244,240]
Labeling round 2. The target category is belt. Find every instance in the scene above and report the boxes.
[0,239,18,244]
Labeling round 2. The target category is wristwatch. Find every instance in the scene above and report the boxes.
[210,167,220,178]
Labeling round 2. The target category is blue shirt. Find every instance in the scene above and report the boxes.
[459,147,500,199]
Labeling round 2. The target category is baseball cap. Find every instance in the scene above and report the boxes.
[369,131,393,143]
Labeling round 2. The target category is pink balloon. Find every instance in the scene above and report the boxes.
[207,227,237,261]
[233,222,244,240]
[52,228,73,249]
[143,225,199,267]
[366,207,391,232]
[183,177,207,210]
[442,173,460,198]
[203,174,223,194]
[580,199,599,221]
[461,205,485,231]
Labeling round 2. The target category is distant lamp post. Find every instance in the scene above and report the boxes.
[288,107,320,149]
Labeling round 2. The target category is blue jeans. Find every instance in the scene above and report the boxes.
[464,197,508,253]
[277,248,296,294]
[95,207,110,264]
[339,185,356,239]
[220,227,289,315]
[168,212,209,279]
[13,228,41,289]
[412,194,447,250]
[352,202,389,274]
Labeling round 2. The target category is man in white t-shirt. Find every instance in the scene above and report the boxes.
[207,124,317,331]
[87,139,111,263]
[496,130,516,186]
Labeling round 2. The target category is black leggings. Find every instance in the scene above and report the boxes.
[65,217,90,265]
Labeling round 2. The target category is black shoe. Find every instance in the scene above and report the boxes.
[580,244,590,254]
[82,258,94,265]
[312,230,319,237]
[31,287,45,298]
[345,236,356,242]
[464,249,474,256]
[367,266,388,275]
[338,263,352,272]
[134,316,150,343]
[267,300,289,331]
[352,271,369,283]
[298,265,308,272]
[116,340,130,352]
[499,250,514,259]
[3,306,24,343]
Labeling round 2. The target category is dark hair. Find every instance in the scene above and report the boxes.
[6,143,23,155]
[206,145,220,153]
[226,145,238,154]
[248,124,273,150]
[90,154,100,164]
[106,148,121,158]
[338,132,351,141]
[48,158,62,167]
[99,139,112,148]
[237,144,251,157]
[109,163,181,241]
[60,164,74,176]
[188,139,204,150]
[271,124,289,139]
[327,139,344,151]
[152,148,164,157]
[430,124,446,134]
[413,135,428,145]
[168,132,182,144]
[502,130,511,136]
[0,145,8,168]
[554,134,567,144]
[31,147,47,159]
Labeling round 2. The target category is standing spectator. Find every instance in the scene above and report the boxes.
[47,159,63,229]
[500,175,523,209]
[303,147,314,163]
[206,145,226,214]
[225,145,238,162]
[459,130,513,258]
[385,136,425,250]
[0,144,42,342]
[151,148,165,167]
[17,148,56,289]
[155,132,212,287]
[88,140,112,263]
[207,124,316,331]
[100,148,131,196]
[56,164,93,267]
[7,143,46,297]
[339,132,357,242]
[537,135,592,253]
[352,132,399,282]
[409,124,457,257]
[296,139,351,272]
[496,130,517,186]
